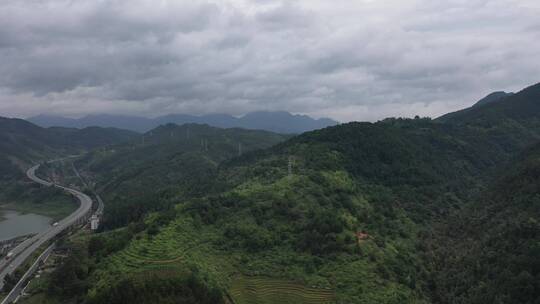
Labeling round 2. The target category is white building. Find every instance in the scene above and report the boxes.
[90,214,100,231]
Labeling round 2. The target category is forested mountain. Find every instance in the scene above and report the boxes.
[472,91,513,107]
[0,117,55,181]
[431,143,540,303]
[9,82,540,304]
[35,82,536,304]
[73,123,289,229]
[437,83,540,125]
[0,117,59,161]
[0,116,140,227]
[28,111,339,134]
[48,127,138,149]
[0,116,137,181]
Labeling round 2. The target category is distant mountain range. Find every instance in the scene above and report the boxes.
[0,116,138,180]
[0,117,137,156]
[28,111,339,134]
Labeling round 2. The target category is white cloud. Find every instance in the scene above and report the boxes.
[0,0,539,121]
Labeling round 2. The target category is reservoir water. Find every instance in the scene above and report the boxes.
[0,209,52,241]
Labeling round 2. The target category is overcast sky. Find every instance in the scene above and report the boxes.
[0,0,539,122]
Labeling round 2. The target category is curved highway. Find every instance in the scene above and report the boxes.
[0,163,93,293]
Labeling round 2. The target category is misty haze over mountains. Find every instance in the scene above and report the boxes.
[28,111,338,134]
[27,90,515,134]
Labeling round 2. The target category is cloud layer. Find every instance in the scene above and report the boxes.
[1,0,539,121]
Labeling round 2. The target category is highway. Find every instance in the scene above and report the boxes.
[1,244,55,304]
[0,163,93,295]
[72,163,104,216]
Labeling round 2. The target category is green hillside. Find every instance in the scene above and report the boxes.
[75,123,289,229]
[0,116,138,219]
[437,82,540,125]
[13,83,540,304]
[431,143,540,303]
[79,113,540,302]
[0,116,138,176]
[0,117,58,168]
[49,126,138,149]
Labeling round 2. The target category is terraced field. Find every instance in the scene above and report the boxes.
[229,276,335,304]
[102,219,205,273]
[96,217,336,304]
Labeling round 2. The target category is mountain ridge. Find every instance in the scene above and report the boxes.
[28,111,339,134]
[472,91,513,107]
[0,116,138,179]
[437,83,540,123]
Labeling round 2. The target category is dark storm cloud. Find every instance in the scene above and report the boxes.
[0,0,539,121]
